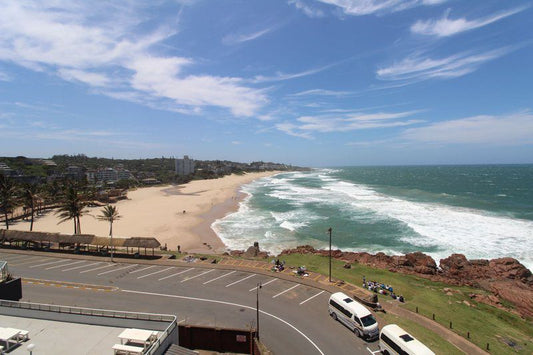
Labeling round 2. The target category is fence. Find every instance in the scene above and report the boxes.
[179,324,257,354]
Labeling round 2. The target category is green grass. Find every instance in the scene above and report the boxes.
[278,253,533,355]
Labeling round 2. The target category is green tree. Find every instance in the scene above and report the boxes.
[55,183,87,234]
[97,205,121,261]
[0,175,18,230]
[21,183,39,231]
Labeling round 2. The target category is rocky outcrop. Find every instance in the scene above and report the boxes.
[279,246,533,318]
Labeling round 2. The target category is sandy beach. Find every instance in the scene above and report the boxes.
[10,172,279,254]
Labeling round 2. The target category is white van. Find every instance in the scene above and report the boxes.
[328,292,379,340]
[379,324,435,355]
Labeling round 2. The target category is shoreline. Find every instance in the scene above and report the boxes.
[9,171,281,254]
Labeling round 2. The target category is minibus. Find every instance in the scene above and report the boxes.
[328,292,379,340]
[379,324,435,355]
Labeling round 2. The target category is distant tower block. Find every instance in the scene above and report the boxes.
[175,155,195,176]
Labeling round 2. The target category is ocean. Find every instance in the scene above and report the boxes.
[212,165,533,271]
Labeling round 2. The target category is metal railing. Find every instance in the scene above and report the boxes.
[0,299,177,354]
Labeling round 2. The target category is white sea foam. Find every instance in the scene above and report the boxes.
[213,171,533,270]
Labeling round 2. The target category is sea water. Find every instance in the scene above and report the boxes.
[212,165,533,270]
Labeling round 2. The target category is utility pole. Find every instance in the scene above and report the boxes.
[328,227,332,282]
[256,282,262,340]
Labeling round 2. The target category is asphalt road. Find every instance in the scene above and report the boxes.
[1,250,380,354]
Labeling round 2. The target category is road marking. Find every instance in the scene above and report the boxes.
[8,257,48,266]
[273,284,300,298]
[181,269,215,283]
[203,270,236,285]
[97,264,137,276]
[367,347,381,354]
[46,260,85,270]
[29,259,72,268]
[299,290,325,305]
[128,265,156,274]
[121,289,325,355]
[0,254,27,262]
[249,278,276,291]
[63,262,101,272]
[80,264,114,274]
[158,268,194,281]
[177,319,186,324]
[137,267,174,279]
[225,274,255,288]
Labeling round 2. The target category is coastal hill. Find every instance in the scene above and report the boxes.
[280,245,533,318]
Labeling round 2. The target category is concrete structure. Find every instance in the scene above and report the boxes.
[175,156,195,176]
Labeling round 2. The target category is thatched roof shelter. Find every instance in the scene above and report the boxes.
[0,229,60,242]
[124,237,161,249]
[92,236,126,247]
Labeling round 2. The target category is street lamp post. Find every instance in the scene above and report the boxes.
[256,282,262,340]
[328,227,332,282]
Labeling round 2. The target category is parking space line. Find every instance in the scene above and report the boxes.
[0,254,27,262]
[128,265,156,274]
[273,284,300,298]
[80,264,114,274]
[158,268,194,281]
[8,257,48,266]
[225,274,255,288]
[203,270,235,285]
[97,264,137,276]
[63,262,100,272]
[46,260,85,270]
[137,267,174,279]
[299,290,325,305]
[249,278,277,291]
[29,259,72,268]
[181,269,215,283]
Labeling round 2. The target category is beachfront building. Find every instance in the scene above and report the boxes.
[176,155,195,176]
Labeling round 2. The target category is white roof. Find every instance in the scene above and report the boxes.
[330,292,372,317]
[381,324,435,355]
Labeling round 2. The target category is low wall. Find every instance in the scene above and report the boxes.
[179,324,256,354]
[0,277,22,301]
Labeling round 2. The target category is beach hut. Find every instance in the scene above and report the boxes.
[123,237,161,256]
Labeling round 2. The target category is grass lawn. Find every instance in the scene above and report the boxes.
[277,253,533,355]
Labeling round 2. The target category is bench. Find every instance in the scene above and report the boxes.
[12,329,29,341]
[112,343,144,355]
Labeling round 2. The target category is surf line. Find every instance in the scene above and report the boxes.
[121,289,325,355]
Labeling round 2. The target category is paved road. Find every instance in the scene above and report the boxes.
[1,251,380,355]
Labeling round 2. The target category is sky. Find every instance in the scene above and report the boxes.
[0,0,532,167]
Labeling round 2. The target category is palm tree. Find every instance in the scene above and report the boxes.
[97,205,121,262]
[0,175,18,230]
[55,184,87,234]
[21,183,39,231]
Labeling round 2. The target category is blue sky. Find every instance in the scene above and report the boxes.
[0,0,532,167]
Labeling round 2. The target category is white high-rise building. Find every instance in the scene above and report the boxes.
[176,155,195,176]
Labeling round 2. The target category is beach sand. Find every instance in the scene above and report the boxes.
[10,172,279,254]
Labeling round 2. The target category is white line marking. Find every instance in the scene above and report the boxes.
[1,254,27,262]
[367,347,381,354]
[137,267,174,279]
[9,257,48,266]
[299,290,325,305]
[249,278,277,291]
[63,262,101,272]
[128,265,156,274]
[80,264,114,274]
[46,260,85,270]
[29,259,72,268]
[158,268,194,281]
[225,274,255,288]
[181,269,215,283]
[97,264,137,276]
[121,289,325,355]
[203,270,235,285]
[273,284,300,298]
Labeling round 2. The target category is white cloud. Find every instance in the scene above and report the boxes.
[231,141,242,145]
[411,7,526,37]
[289,0,325,18]
[290,89,353,97]
[402,111,533,145]
[223,27,274,45]
[0,1,266,117]
[253,62,336,83]
[276,110,422,138]
[58,68,111,87]
[312,0,446,16]
[0,70,10,81]
[377,47,510,82]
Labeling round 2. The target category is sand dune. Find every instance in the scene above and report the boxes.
[10,172,279,254]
